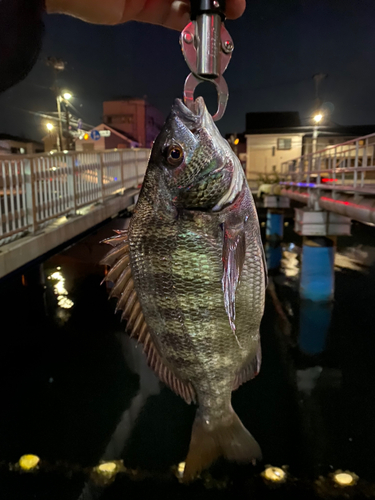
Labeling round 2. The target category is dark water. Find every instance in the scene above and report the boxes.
[1,211,375,499]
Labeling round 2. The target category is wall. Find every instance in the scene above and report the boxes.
[103,100,145,146]
[145,104,164,148]
[104,133,130,150]
[75,136,106,152]
[246,133,304,188]
[43,134,59,152]
[303,135,357,155]
[0,139,43,155]
[103,99,164,148]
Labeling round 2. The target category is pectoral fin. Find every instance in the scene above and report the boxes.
[222,219,246,345]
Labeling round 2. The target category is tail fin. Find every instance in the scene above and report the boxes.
[183,407,262,481]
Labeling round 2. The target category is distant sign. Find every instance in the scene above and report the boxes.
[90,130,101,141]
[71,131,85,139]
[99,130,111,137]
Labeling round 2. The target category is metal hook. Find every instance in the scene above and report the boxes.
[180,20,233,121]
[183,73,228,122]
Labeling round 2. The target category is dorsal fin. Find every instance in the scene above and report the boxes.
[101,231,197,405]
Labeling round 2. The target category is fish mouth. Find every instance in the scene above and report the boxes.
[173,97,205,130]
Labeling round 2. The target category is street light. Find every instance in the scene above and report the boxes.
[313,113,323,123]
[46,123,54,131]
[312,113,323,154]
[56,90,72,151]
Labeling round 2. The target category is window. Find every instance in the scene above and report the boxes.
[106,115,134,124]
[277,138,292,150]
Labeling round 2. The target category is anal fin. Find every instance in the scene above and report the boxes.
[233,343,262,391]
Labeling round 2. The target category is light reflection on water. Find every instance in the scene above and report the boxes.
[281,249,300,278]
[335,245,375,271]
[48,270,74,310]
[279,242,375,278]
[2,216,375,497]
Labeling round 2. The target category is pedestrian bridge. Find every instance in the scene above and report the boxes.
[280,132,375,225]
[0,148,150,279]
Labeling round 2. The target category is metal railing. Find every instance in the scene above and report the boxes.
[0,148,150,245]
[280,133,375,195]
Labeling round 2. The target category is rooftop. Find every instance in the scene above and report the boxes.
[246,112,301,132]
[0,133,42,144]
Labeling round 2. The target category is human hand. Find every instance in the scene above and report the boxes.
[46,0,246,30]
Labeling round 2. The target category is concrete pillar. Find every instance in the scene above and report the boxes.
[300,236,335,302]
[266,210,284,241]
[265,242,283,273]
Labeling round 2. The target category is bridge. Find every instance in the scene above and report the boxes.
[279,132,375,225]
[0,148,150,279]
[260,132,375,303]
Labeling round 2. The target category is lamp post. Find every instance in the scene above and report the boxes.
[312,113,323,154]
[56,91,72,151]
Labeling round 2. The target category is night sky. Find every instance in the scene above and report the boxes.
[1,0,375,142]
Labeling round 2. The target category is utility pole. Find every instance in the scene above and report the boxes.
[56,95,63,151]
[312,73,327,154]
[46,57,66,151]
[65,106,72,150]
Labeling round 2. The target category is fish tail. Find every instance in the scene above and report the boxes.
[183,406,262,482]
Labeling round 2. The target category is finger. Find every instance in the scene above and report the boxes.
[45,0,126,25]
[46,0,246,27]
[46,0,190,29]
[226,0,246,20]
[132,1,191,31]
[134,0,246,31]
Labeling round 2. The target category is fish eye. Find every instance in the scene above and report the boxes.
[167,144,184,166]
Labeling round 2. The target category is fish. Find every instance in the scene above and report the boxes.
[100,97,267,480]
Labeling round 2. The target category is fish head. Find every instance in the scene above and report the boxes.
[151,97,244,211]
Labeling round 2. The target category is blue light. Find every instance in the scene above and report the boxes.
[296,182,316,188]
[114,177,118,181]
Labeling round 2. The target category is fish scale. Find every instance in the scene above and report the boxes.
[101,97,266,481]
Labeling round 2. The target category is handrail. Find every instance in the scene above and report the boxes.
[0,148,150,244]
[281,132,375,195]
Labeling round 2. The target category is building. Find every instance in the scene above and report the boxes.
[243,112,375,189]
[103,98,164,148]
[0,133,43,155]
[245,112,304,188]
[42,132,63,153]
[74,124,139,152]
[42,124,139,153]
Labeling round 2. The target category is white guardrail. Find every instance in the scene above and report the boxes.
[280,133,375,194]
[0,148,150,245]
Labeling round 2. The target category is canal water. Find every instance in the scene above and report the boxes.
[1,210,375,499]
